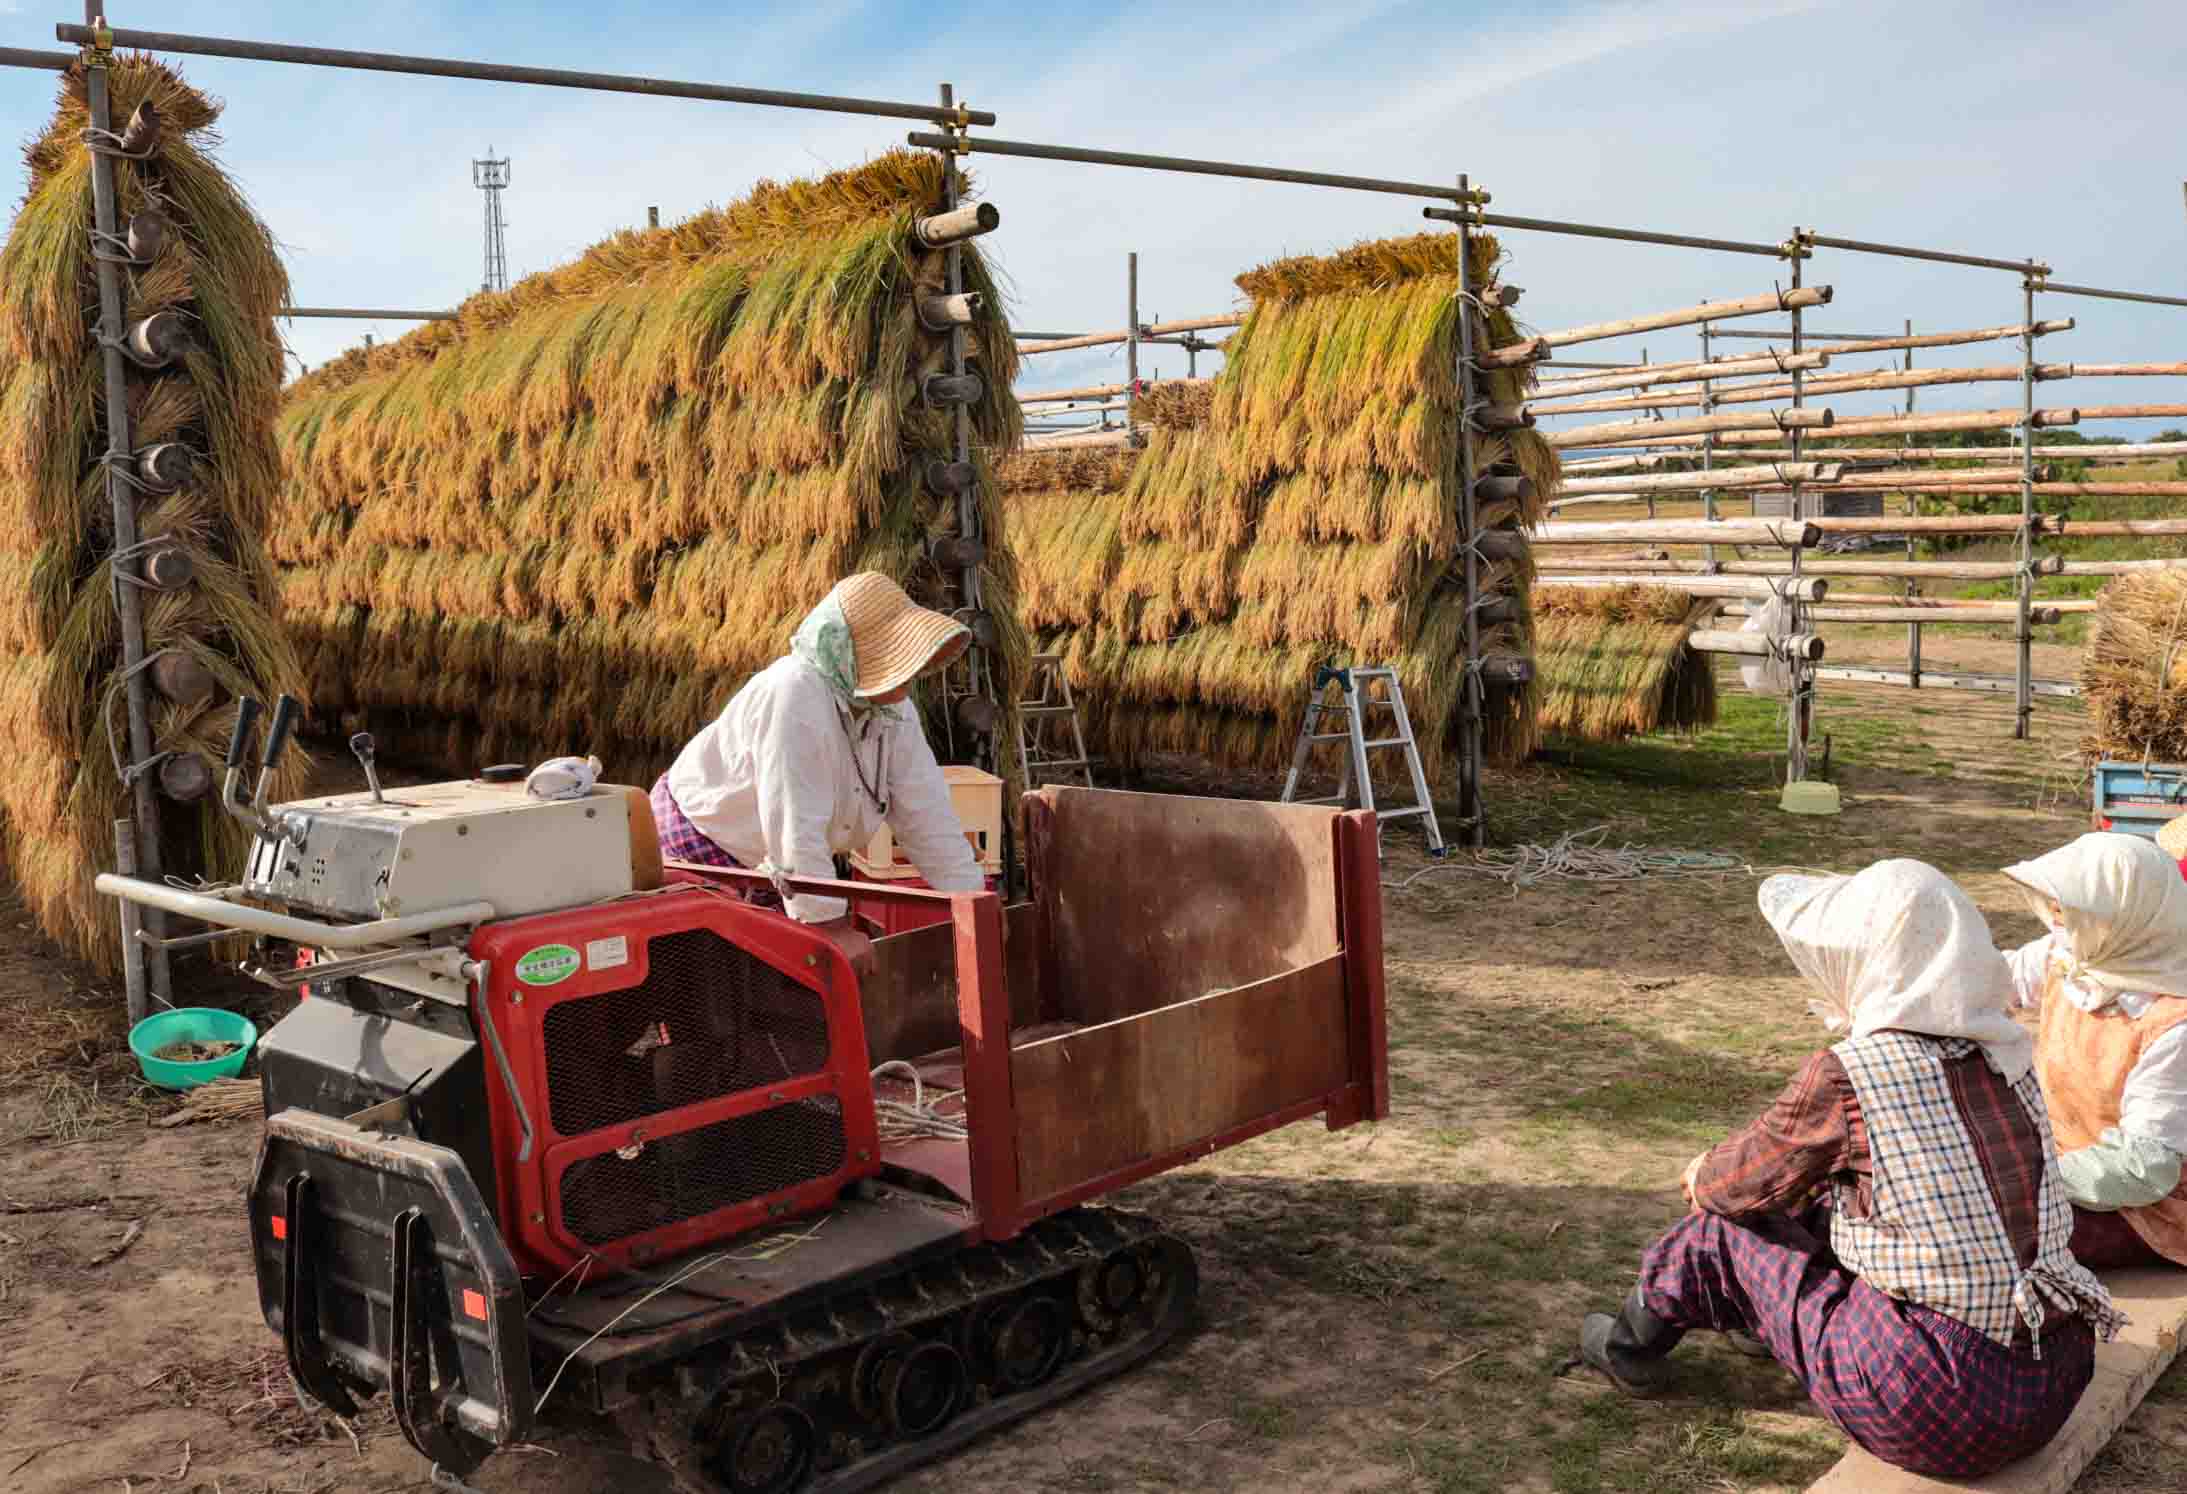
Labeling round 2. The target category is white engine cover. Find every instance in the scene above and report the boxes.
[244,779,634,923]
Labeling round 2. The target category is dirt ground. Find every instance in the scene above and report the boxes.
[3,669,2183,1493]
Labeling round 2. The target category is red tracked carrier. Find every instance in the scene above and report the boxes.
[469,887,881,1277]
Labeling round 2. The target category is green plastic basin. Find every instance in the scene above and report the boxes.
[128,1007,258,1091]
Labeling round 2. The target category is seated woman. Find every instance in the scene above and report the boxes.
[2003,832,2187,1269]
[652,572,990,972]
[1578,861,2119,1480]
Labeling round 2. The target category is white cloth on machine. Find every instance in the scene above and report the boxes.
[664,656,984,924]
[525,755,602,801]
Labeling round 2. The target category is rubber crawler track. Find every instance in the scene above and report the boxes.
[615,1207,1197,1493]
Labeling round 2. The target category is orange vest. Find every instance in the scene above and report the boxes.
[2035,963,2187,1265]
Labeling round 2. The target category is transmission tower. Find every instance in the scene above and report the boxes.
[472,149,510,293]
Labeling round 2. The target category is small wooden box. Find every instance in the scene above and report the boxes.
[850,765,1004,878]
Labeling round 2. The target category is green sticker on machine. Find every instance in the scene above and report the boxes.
[515,943,580,986]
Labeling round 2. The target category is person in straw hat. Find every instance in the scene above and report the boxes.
[1578,860,2118,1478]
[2002,831,2187,1269]
[652,573,990,973]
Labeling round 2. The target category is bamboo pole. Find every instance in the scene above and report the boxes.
[2061,558,2187,575]
[1545,407,1834,450]
[1691,442,2187,463]
[1536,286,1832,349]
[1560,452,1681,474]
[1536,556,2061,581]
[1017,428,1140,452]
[1803,319,2075,356]
[1689,630,1827,660]
[2055,518,2187,538]
[2073,404,2187,421]
[1600,407,2081,449]
[1019,381,1132,404]
[1531,517,1819,547]
[1857,482,2187,497]
[1806,590,2095,612]
[1721,603,2063,625]
[1534,362,2069,417]
[1016,312,1241,355]
[2065,363,2187,377]
[1557,461,1845,496]
[1535,350,1828,397]
[1807,513,2054,535]
[1747,464,2036,491]
[1535,573,1829,601]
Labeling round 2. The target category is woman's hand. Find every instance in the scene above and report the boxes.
[816,917,875,980]
[1680,1151,1711,1211]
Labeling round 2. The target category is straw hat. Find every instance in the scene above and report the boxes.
[2158,813,2187,865]
[837,572,969,699]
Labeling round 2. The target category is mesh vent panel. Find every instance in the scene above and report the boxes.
[559,1097,847,1246]
[541,928,830,1137]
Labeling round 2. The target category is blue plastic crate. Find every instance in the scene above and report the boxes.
[2091,760,2187,841]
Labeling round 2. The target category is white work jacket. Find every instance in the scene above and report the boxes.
[665,656,985,923]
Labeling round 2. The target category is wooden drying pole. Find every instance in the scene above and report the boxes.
[1684,442,2187,463]
[1537,362,2074,416]
[1599,407,2080,449]
[1556,461,1847,496]
[1017,312,1241,355]
[1689,630,1826,660]
[1705,318,2076,357]
[1536,574,1829,602]
[1722,602,2064,625]
[1531,517,1820,547]
[1536,556,2063,581]
[1535,286,1832,349]
[1545,406,1833,450]
[1534,350,1828,397]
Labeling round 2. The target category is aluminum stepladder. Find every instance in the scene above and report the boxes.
[1279,665,1445,856]
[1016,653,1094,788]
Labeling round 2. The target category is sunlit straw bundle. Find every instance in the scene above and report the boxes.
[0,56,305,971]
[2082,570,2187,761]
[1001,230,1549,782]
[1531,586,1717,741]
[276,149,1022,780]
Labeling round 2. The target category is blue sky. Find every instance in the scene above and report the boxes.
[3,1,2183,433]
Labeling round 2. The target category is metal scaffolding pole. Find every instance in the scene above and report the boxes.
[57,23,990,124]
[1454,176,1486,847]
[280,306,457,320]
[1904,319,1921,689]
[78,13,169,1012]
[1785,232,1811,785]
[908,131,1482,202]
[1125,253,1139,442]
[2016,277,2038,739]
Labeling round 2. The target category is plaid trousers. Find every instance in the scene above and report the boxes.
[649,773,782,911]
[1638,1207,2094,1478]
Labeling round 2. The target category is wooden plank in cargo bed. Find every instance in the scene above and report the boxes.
[1009,954,1350,1206]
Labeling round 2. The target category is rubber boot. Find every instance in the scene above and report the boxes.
[1578,1288,1685,1396]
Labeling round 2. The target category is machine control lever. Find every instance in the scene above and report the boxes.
[253,693,302,808]
[221,697,267,830]
[350,732,385,804]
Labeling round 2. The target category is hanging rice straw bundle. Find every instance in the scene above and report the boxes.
[0,55,306,971]
[1003,229,1552,783]
[276,150,1023,784]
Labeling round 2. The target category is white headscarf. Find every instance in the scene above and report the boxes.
[1758,859,2033,1082]
[2002,832,2187,1000]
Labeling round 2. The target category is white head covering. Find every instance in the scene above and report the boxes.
[1758,859,2032,1082]
[2002,832,2187,999]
